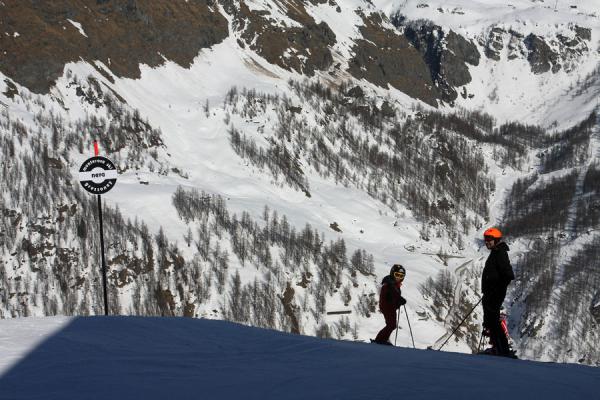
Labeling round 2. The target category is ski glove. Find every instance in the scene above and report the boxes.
[398,296,407,306]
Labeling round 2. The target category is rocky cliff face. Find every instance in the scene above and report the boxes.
[396,18,480,104]
[479,24,592,74]
[224,0,336,77]
[0,0,229,93]
[349,12,440,106]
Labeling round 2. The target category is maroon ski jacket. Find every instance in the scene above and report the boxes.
[379,275,404,313]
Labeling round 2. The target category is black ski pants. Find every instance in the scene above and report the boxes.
[482,290,510,356]
[375,308,397,343]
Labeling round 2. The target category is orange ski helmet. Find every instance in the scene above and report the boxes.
[483,227,502,240]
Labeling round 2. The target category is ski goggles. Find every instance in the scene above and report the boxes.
[394,271,405,280]
[483,236,497,242]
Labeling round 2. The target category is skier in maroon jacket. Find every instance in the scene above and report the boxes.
[373,264,407,345]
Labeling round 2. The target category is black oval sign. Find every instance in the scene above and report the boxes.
[78,156,118,195]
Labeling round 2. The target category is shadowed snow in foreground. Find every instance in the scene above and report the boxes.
[0,316,598,399]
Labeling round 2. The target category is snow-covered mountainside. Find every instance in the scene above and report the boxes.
[0,0,599,365]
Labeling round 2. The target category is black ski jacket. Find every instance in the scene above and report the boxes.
[481,242,515,297]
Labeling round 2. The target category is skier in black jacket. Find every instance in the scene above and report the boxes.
[373,264,407,345]
[481,228,515,357]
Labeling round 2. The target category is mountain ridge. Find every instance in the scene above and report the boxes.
[0,0,599,365]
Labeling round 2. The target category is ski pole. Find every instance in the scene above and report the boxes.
[404,305,415,349]
[477,330,484,353]
[394,308,401,346]
[437,297,482,351]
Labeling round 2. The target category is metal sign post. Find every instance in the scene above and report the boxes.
[78,141,118,316]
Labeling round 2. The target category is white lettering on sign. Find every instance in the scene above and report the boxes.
[79,168,118,183]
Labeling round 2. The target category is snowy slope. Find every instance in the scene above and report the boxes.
[1,0,599,365]
[375,0,600,32]
[0,316,598,400]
